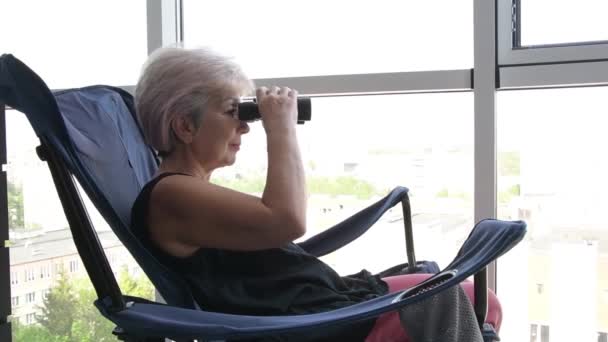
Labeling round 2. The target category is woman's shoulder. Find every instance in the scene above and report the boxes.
[132,172,192,223]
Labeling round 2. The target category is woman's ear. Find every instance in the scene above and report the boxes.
[171,115,196,144]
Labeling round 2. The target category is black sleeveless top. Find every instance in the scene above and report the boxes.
[131,173,389,341]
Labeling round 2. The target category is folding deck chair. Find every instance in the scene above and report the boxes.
[0,54,526,342]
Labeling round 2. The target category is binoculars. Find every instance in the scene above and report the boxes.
[237,97,311,124]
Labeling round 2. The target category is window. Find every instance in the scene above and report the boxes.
[54,263,64,275]
[24,268,35,282]
[25,313,36,325]
[11,296,19,307]
[0,0,147,88]
[599,332,608,342]
[25,292,35,304]
[10,270,18,285]
[39,264,51,279]
[498,0,608,65]
[184,0,473,78]
[530,323,538,342]
[519,0,608,46]
[536,283,543,294]
[540,325,550,342]
[212,93,473,274]
[529,324,550,342]
[41,289,51,300]
[69,260,79,273]
[497,87,608,341]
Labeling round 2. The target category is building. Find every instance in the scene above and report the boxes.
[9,228,140,325]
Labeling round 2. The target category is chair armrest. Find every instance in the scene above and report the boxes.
[297,186,409,257]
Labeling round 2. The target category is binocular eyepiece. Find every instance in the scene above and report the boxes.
[237,97,312,124]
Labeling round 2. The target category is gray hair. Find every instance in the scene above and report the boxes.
[135,46,254,156]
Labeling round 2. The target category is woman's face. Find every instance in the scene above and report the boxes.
[190,93,250,171]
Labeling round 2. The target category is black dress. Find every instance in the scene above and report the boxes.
[131,173,390,341]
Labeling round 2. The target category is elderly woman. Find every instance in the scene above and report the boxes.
[131,47,501,341]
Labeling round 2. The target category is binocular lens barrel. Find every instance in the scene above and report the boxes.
[238,97,311,124]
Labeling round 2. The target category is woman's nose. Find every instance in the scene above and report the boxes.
[238,121,250,134]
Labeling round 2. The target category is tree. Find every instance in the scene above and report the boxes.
[214,173,383,200]
[36,268,78,340]
[118,265,154,300]
[308,176,381,199]
[12,264,157,342]
[498,151,520,176]
[11,320,63,342]
[7,180,24,229]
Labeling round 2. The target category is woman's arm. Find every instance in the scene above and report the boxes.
[260,86,307,242]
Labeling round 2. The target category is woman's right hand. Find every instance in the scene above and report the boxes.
[256,86,298,133]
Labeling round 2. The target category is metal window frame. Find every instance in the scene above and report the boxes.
[146,0,183,54]
[497,0,608,66]
[251,70,472,97]
[500,60,608,89]
[474,0,498,293]
[0,101,11,340]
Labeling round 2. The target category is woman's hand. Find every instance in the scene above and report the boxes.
[256,86,299,133]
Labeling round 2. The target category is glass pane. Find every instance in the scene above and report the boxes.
[521,0,608,46]
[212,93,473,274]
[6,109,154,340]
[497,87,608,341]
[0,1,147,89]
[184,0,473,78]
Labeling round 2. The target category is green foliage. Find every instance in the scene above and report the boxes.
[7,180,24,229]
[13,265,155,342]
[214,174,382,200]
[498,151,520,176]
[213,175,265,193]
[118,266,154,300]
[436,188,449,198]
[70,278,116,342]
[12,320,64,342]
[308,176,380,199]
[435,187,470,201]
[498,184,521,204]
[36,269,78,339]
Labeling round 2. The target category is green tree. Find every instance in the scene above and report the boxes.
[36,268,78,340]
[308,176,380,199]
[118,266,154,300]
[7,180,24,229]
[498,184,521,204]
[13,264,157,342]
[70,277,116,342]
[213,174,265,193]
[11,320,64,342]
[498,151,520,176]
[436,188,449,198]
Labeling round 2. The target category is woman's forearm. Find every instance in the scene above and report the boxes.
[263,128,307,237]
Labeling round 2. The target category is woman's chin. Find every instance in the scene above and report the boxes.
[224,156,237,166]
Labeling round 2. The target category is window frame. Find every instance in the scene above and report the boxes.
[497,0,608,66]
[2,1,608,341]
